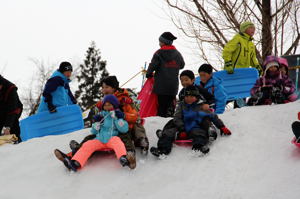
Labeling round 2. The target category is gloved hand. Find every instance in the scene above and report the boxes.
[48,104,57,113]
[110,110,116,118]
[93,122,101,131]
[220,126,231,136]
[115,110,125,119]
[224,61,234,74]
[121,97,133,105]
[146,73,153,78]
[93,114,104,122]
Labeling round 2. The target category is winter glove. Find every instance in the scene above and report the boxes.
[93,114,104,122]
[48,104,57,113]
[220,126,231,136]
[93,122,101,131]
[115,110,125,119]
[224,61,234,74]
[121,97,133,105]
[146,73,153,78]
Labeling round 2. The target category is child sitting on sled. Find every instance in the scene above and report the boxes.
[150,85,228,158]
[292,112,300,143]
[179,70,231,139]
[247,56,296,105]
[62,95,135,171]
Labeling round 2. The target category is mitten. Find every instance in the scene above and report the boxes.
[110,111,116,118]
[115,110,125,119]
[220,126,231,136]
[93,114,104,122]
[224,61,234,74]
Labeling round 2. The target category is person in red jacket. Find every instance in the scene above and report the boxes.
[0,75,23,142]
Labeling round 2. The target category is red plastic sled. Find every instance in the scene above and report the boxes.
[137,77,158,118]
[291,137,300,148]
[174,132,192,146]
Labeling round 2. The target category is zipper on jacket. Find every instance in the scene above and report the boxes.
[233,42,242,69]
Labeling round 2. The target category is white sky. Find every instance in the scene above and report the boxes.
[0,0,199,93]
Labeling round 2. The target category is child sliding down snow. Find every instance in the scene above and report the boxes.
[150,85,229,158]
[62,95,135,171]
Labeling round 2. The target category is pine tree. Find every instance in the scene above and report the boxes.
[75,41,109,111]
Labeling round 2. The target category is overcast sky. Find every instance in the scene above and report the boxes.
[0,0,200,93]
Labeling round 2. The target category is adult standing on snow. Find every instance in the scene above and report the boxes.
[0,75,23,142]
[146,32,185,117]
[222,21,262,75]
[37,61,76,113]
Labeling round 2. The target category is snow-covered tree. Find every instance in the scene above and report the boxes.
[75,41,109,111]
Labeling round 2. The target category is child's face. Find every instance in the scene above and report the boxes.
[180,76,194,88]
[245,26,255,37]
[101,83,116,95]
[199,72,212,84]
[279,66,287,75]
[63,71,72,78]
[103,102,114,111]
[184,95,197,104]
[268,66,278,72]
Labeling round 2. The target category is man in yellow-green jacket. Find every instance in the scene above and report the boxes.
[222,21,262,75]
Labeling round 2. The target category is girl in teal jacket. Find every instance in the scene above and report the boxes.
[62,95,135,171]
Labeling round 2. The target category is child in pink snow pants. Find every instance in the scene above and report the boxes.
[63,94,135,171]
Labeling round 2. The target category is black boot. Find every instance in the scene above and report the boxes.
[63,157,81,172]
[139,137,149,155]
[192,144,210,155]
[119,154,136,169]
[54,149,68,162]
[69,140,80,155]
[150,147,168,158]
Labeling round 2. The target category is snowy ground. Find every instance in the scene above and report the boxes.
[1,101,300,199]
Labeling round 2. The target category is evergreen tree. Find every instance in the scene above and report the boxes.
[75,41,109,111]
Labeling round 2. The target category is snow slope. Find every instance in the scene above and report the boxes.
[1,101,300,199]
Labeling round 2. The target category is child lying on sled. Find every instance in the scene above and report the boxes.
[150,85,230,158]
[59,95,135,171]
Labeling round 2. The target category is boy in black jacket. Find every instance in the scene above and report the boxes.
[146,32,185,117]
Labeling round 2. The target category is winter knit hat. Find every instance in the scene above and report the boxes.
[198,64,213,74]
[240,21,255,33]
[278,57,289,74]
[101,76,119,89]
[58,62,73,73]
[180,70,195,80]
[184,85,200,98]
[102,94,120,109]
[159,32,177,45]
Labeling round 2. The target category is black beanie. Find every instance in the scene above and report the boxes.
[101,76,119,89]
[159,32,177,45]
[180,70,195,80]
[184,85,200,98]
[198,64,213,74]
[58,62,73,73]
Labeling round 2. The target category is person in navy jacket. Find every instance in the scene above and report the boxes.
[37,62,76,113]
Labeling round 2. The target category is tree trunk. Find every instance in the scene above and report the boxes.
[261,0,273,60]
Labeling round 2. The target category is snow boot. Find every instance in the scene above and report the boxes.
[192,144,209,156]
[156,129,163,138]
[208,125,217,143]
[63,157,81,172]
[150,147,168,159]
[126,151,136,169]
[69,140,80,154]
[54,149,68,162]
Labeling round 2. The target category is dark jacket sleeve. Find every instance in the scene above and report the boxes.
[197,86,215,105]
[4,87,22,127]
[146,52,161,76]
[43,76,64,108]
[178,52,185,69]
[173,102,184,130]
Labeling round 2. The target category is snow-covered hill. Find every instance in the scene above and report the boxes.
[1,101,300,199]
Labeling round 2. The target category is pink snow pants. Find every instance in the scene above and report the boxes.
[72,136,126,168]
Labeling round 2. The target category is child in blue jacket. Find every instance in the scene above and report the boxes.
[195,64,227,114]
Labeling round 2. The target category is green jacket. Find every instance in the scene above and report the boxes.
[222,33,261,73]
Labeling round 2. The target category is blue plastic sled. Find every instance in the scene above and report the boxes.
[195,68,259,101]
[20,105,84,141]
